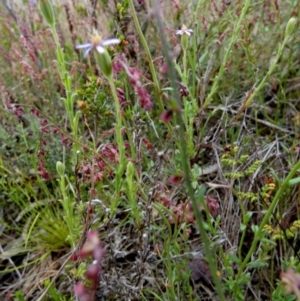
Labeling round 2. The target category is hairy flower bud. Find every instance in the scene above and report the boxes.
[126,161,134,179]
[285,17,297,38]
[56,161,65,177]
[95,49,112,79]
[39,0,55,27]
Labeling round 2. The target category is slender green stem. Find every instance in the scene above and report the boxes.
[237,198,247,260]
[235,34,291,121]
[182,48,187,85]
[237,159,300,278]
[244,36,289,108]
[108,76,126,214]
[128,0,164,113]
[50,27,78,144]
[108,77,125,166]
[203,0,251,108]
[152,1,226,300]
[181,47,189,130]
[124,119,136,160]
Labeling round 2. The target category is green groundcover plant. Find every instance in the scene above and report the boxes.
[1,0,300,300]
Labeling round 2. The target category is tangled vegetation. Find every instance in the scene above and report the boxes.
[1,0,300,300]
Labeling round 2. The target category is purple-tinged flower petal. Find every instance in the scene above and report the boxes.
[176,25,193,36]
[95,45,105,53]
[83,46,93,58]
[76,34,120,58]
[75,43,93,49]
[102,38,121,46]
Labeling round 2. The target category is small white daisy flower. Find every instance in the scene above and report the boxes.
[176,24,193,36]
[76,32,120,58]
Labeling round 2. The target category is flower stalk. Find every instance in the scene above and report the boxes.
[76,33,125,215]
[128,0,164,113]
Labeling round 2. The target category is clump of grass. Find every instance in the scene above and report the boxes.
[1,0,300,301]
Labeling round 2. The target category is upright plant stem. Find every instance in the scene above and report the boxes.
[151,1,226,300]
[237,159,300,278]
[203,0,251,108]
[128,0,164,113]
[108,76,126,213]
[235,34,292,120]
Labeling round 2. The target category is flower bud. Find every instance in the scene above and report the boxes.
[56,161,65,177]
[94,49,112,79]
[39,0,55,28]
[181,34,188,51]
[126,161,134,179]
[285,17,297,38]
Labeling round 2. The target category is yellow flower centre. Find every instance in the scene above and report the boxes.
[91,34,102,47]
[181,24,187,32]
